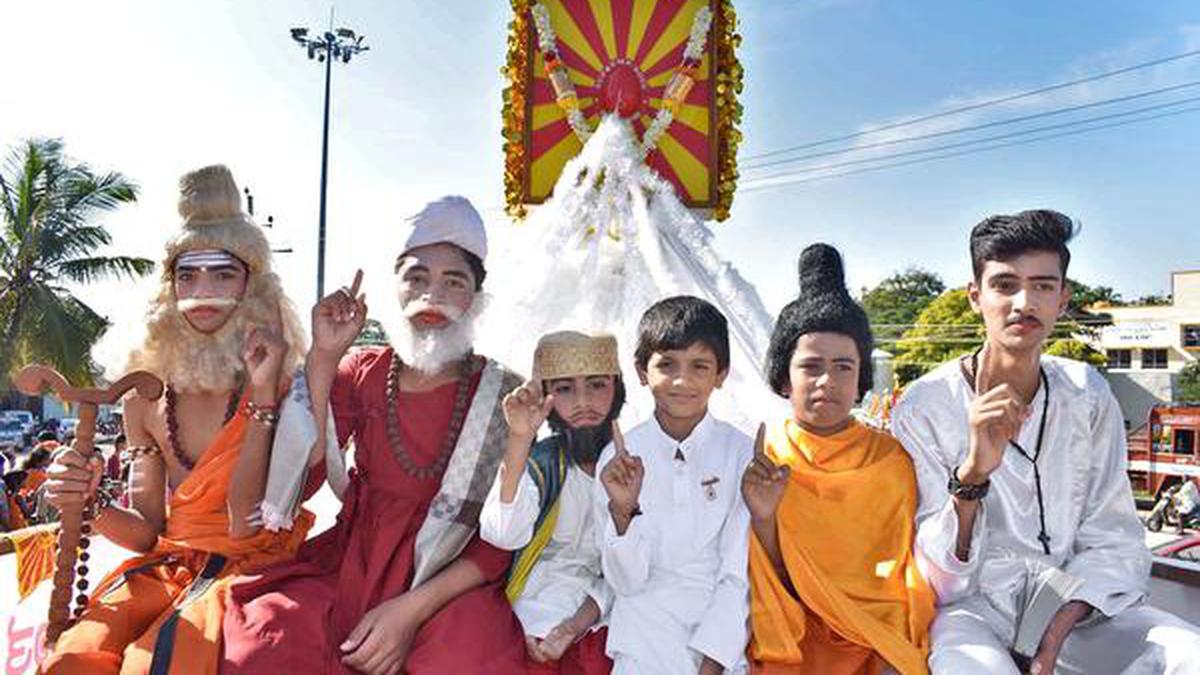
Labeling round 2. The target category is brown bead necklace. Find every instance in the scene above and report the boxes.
[385,353,477,479]
[165,379,243,471]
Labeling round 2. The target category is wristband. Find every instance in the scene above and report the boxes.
[948,465,990,501]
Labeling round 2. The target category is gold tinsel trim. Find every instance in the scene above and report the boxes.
[713,0,744,222]
[501,0,744,222]
[502,0,532,219]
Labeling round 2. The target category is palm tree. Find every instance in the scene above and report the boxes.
[0,138,153,386]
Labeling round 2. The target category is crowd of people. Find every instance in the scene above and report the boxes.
[27,164,1200,674]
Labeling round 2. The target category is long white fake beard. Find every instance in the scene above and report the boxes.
[380,295,488,374]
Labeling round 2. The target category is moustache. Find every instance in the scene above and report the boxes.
[403,301,465,323]
[567,409,607,424]
[177,297,239,312]
[1005,315,1043,328]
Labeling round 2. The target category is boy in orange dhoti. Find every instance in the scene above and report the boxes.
[742,244,935,675]
[40,166,312,674]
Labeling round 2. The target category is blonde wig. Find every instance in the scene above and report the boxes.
[125,166,306,393]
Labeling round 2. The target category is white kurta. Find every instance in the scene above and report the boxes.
[593,413,753,675]
[892,355,1200,674]
[480,461,611,638]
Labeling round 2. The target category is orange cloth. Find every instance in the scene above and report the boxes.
[6,469,48,530]
[11,524,58,599]
[19,469,48,497]
[749,420,935,675]
[42,403,313,675]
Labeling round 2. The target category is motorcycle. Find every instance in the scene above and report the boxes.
[1146,485,1200,532]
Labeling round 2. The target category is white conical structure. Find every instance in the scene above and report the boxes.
[479,114,786,431]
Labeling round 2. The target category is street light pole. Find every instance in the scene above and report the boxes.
[317,44,333,303]
[289,25,369,301]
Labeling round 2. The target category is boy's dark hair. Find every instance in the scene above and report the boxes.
[393,245,487,291]
[970,209,1077,280]
[634,296,730,374]
[765,244,875,400]
[20,448,51,472]
[545,377,627,434]
[461,249,487,291]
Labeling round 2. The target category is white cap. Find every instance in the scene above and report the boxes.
[397,195,487,262]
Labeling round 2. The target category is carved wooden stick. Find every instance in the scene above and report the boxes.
[14,365,163,646]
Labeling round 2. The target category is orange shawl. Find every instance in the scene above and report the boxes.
[44,403,313,675]
[749,420,935,675]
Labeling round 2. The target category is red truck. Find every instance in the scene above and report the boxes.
[1127,404,1200,501]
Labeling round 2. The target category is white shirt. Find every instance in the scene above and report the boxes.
[891,356,1150,639]
[480,460,611,638]
[1176,480,1200,514]
[593,413,753,674]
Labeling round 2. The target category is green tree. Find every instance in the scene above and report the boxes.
[1132,293,1172,307]
[1179,361,1200,403]
[1044,338,1107,366]
[893,288,983,384]
[0,139,153,386]
[1068,279,1122,311]
[862,267,946,348]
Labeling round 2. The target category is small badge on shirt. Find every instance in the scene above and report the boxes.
[701,476,720,501]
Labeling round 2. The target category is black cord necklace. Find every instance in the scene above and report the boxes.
[970,349,1054,555]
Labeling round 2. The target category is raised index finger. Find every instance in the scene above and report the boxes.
[975,344,992,396]
[347,269,364,298]
[756,422,780,466]
[611,420,627,456]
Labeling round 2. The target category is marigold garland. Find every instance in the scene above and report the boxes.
[502,0,533,219]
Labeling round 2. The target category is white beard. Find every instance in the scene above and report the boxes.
[380,295,488,374]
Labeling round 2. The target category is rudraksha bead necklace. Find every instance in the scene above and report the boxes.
[385,353,477,479]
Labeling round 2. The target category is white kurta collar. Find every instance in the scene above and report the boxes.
[649,410,716,462]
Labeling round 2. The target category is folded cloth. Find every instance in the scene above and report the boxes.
[261,369,345,531]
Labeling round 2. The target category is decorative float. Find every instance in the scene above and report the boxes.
[481,0,783,430]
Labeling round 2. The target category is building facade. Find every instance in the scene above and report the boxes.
[1085,270,1200,427]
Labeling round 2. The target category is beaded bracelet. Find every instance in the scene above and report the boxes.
[122,445,162,463]
[242,401,280,429]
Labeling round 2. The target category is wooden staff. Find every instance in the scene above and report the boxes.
[14,365,163,646]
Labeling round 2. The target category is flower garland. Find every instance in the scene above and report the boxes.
[502,0,744,221]
[640,6,711,156]
[531,3,593,143]
[502,0,533,219]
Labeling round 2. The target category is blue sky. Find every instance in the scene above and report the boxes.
[2,0,1197,362]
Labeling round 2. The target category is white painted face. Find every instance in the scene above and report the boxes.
[393,243,477,330]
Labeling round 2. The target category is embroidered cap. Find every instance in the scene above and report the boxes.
[533,331,621,381]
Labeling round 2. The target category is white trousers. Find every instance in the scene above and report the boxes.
[930,603,1200,674]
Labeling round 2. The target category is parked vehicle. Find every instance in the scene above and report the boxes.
[1127,404,1200,504]
[1145,483,1200,532]
[0,420,25,450]
[1,410,35,434]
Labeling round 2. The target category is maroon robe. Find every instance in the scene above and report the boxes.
[221,347,525,673]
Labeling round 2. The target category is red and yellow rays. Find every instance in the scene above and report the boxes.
[504,0,743,220]
[529,0,712,203]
